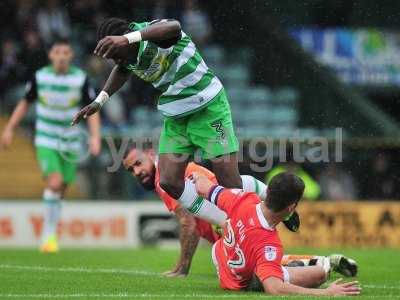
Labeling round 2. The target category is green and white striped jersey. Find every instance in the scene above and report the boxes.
[25,65,95,152]
[123,21,223,117]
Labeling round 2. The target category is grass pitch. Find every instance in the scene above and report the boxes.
[0,247,399,299]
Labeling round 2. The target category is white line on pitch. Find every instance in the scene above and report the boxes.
[364,284,400,290]
[0,264,159,276]
[0,294,399,299]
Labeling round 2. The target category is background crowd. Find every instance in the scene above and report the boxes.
[1,0,399,201]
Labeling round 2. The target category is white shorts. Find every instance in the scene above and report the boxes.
[282,266,290,283]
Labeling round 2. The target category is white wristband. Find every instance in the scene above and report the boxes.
[94,91,109,107]
[123,31,142,44]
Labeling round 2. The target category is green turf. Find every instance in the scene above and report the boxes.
[0,247,399,299]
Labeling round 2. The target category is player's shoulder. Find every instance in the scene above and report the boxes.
[68,65,87,76]
[36,65,53,75]
[247,226,282,253]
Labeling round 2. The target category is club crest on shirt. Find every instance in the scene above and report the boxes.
[265,246,277,261]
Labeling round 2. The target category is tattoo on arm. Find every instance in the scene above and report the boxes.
[175,206,200,274]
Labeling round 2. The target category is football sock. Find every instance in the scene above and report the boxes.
[315,256,331,274]
[178,179,227,226]
[42,189,62,241]
[241,175,267,200]
[282,254,316,266]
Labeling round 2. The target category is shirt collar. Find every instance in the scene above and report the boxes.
[256,203,274,231]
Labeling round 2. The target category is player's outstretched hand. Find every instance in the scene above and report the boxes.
[191,172,215,199]
[162,262,189,278]
[325,278,361,296]
[0,128,13,150]
[94,36,129,59]
[71,102,101,126]
[162,269,188,278]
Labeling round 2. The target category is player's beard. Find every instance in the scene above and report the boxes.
[140,166,156,191]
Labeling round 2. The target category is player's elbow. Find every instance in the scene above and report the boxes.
[264,286,285,295]
[168,20,181,37]
[313,269,328,287]
[263,278,286,295]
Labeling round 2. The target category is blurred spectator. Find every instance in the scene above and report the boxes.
[0,1,17,35]
[318,163,357,201]
[152,0,168,20]
[86,55,108,87]
[37,0,71,45]
[152,0,182,21]
[20,30,47,80]
[102,92,127,128]
[181,0,212,46]
[16,0,37,33]
[266,161,321,201]
[364,153,400,199]
[70,0,101,25]
[0,39,23,95]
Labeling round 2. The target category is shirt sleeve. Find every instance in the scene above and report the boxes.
[81,76,96,106]
[154,167,181,212]
[254,238,284,282]
[24,75,38,103]
[185,163,217,184]
[156,185,181,212]
[210,187,244,216]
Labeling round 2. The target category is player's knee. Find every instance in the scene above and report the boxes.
[159,177,184,199]
[218,173,242,188]
[47,174,63,192]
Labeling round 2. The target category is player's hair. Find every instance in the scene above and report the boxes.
[123,141,155,160]
[97,18,131,41]
[50,37,71,48]
[265,172,305,212]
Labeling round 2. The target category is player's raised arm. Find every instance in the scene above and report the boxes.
[94,19,181,58]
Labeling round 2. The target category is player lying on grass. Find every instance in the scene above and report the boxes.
[123,147,357,279]
[192,172,361,296]
[71,17,300,233]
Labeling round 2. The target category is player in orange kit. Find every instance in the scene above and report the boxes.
[123,147,357,280]
[192,172,361,296]
[123,147,220,277]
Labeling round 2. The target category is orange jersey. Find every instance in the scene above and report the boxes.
[155,162,219,243]
[211,188,284,290]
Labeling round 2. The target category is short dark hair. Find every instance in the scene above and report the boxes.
[265,172,305,212]
[97,18,130,41]
[123,141,155,160]
[49,37,71,49]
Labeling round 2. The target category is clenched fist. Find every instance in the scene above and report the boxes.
[191,172,215,199]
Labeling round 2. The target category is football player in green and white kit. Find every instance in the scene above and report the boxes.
[0,39,101,252]
[72,18,299,231]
